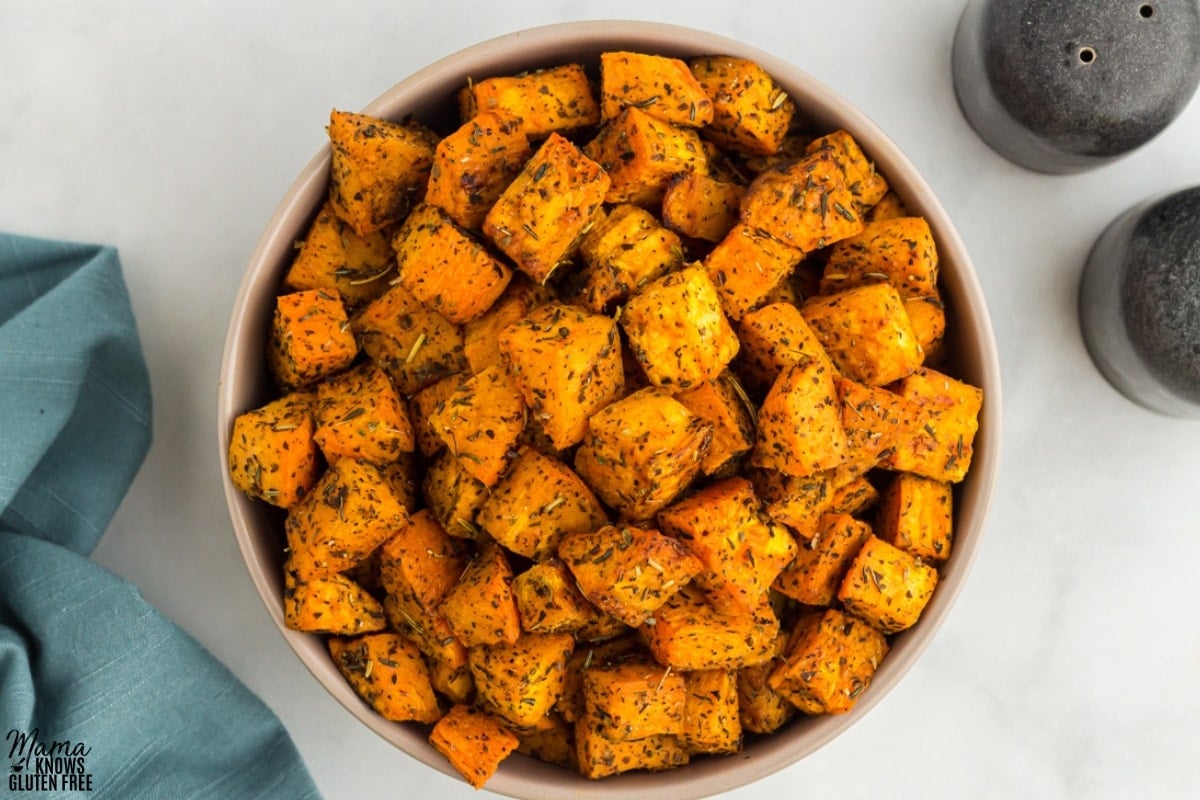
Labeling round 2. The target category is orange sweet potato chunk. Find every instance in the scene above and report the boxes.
[458,63,600,138]
[439,542,521,648]
[329,633,442,723]
[285,458,408,579]
[672,373,755,476]
[391,203,512,324]
[689,55,795,157]
[740,152,864,253]
[426,364,525,487]
[773,512,873,607]
[751,356,848,477]
[498,302,624,450]
[425,110,532,230]
[228,392,320,508]
[641,586,779,672]
[484,132,609,284]
[662,172,745,243]
[585,106,708,207]
[476,446,608,561]
[268,289,358,389]
[574,387,713,521]
[703,223,805,321]
[355,282,467,395]
[314,362,415,464]
[327,109,439,237]
[768,608,889,714]
[838,535,940,634]
[805,130,889,210]
[469,632,575,728]
[657,477,798,615]
[559,524,702,628]
[882,366,983,483]
[582,659,688,741]
[877,472,954,562]
[429,704,520,790]
[802,282,924,387]
[283,201,394,308]
[599,51,714,126]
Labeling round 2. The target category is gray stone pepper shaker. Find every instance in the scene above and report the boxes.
[1079,186,1200,418]
[952,0,1200,173]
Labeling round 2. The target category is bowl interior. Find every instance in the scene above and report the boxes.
[218,19,1001,800]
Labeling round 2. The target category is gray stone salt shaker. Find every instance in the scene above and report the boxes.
[1079,186,1200,418]
[952,0,1200,173]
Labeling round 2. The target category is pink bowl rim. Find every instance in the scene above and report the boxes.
[217,19,1003,800]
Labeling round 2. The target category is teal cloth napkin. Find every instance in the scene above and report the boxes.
[0,233,320,799]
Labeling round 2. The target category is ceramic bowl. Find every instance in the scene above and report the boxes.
[218,20,1002,799]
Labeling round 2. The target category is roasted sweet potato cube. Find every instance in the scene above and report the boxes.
[574,388,713,520]
[355,282,466,395]
[877,472,954,562]
[228,392,319,508]
[828,475,881,517]
[882,367,983,483]
[283,568,386,634]
[462,277,554,374]
[516,714,576,769]
[642,587,779,671]
[425,110,532,230]
[573,204,684,313]
[837,536,939,633]
[409,375,458,458]
[428,655,474,706]
[584,107,707,206]
[658,477,799,615]
[268,289,358,389]
[468,632,575,728]
[382,590,468,674]
[741,131,816,174]
[867,190,910,222]
[599,51,713,126]
[477,447,608,561]
[662,172,745,243]
[556,634,643,723]
[314,362,415,464]
[285,458,408,578]
[559,524,702,628]
[327,109,439,237]
[429,704,520,790]
[283,201,395,308]
[512,559,607,635]
[484,132,609,284]
[749,466,838,537]
[905,295,948,365]
[802,282,924,386]
[806,130,889,209]
[458,63,600,138]
[621,266,740,390]
[574,719,689,779]
[689,55,795,157]
[498,302,624,450]
[422,448,488,538]
[821,216,938,301]
[737,636,796,735]
[426,364,525,487]
[682,669,742,755]
[836,376,919,474]
[582,659,687,741]
[773,513,872,607]
[736,301,833,397]
[768,609,889,714]
[391,203,512,324]
[740,152,864,253]
[703,223,805,321]
[752,356,848,477]
[378,508,466,613]
[329,633,441,723]
[439,542,521,647]
[673,373,755,476]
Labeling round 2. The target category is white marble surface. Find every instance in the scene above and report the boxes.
[3,1,1199,798]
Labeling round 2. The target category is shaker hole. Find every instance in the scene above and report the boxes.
[1140,4,1154,18]
[1078,46,1097,64]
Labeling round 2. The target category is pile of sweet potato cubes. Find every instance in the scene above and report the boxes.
[228,50,983,788]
